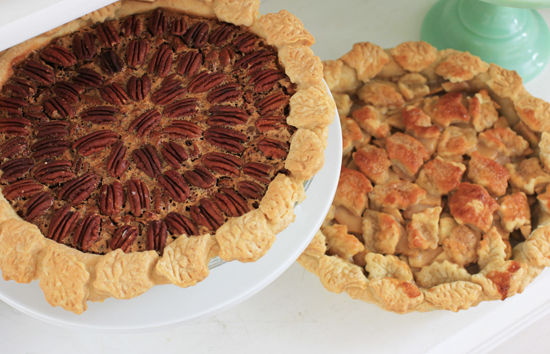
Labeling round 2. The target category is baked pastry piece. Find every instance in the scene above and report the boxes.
[300,40,550,313]
[0,0,333,314]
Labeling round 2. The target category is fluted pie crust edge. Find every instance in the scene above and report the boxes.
[0,0,334,314]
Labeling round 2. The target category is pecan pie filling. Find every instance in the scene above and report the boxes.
[0,9,295,256]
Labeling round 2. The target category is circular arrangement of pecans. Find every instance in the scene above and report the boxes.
[0,8,296,256]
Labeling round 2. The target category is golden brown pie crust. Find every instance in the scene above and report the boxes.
[300,40,550,313]
[0,0,333,314]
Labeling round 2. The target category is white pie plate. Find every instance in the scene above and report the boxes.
[0,108,342,332]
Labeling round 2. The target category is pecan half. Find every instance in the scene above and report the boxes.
[152,188,169,213]
[163,98,199,118]
[31,138,70,159]
[100,83,129,105]
[188,72,226,93]
[3,179,43,200]
[207,106,248,126]
[126,39,151,69]
[219,46,235,68]
[128,109,161,138]
[106,141,129,178]
[96,22,121,48]
[207,51,221,72]
[0,97,28,116]
[23,191,53,222]
[147,220,168,255]
[190,198,224,231]
[233,33,257,53]
[0,117,31,136]
[72,33,96,61]
[20,60,55,85]
[3,78,36,99]
[151,79,186,105]
[214,189,249,217]
[58,173,100,205]
[99,180,124,216]
[209,24,236,46]
[40,44,77,67]
[250,69,286,93]
[73,68,103,88]
[100,50,124,76]
[235,49,276,71]
[148,44,174,78]
[171,17,187,36]
[80,106,118,124]
[0,158,33,182]
[34,160,75,184]
[184,166,216,189]
[132,144,162,178]
[165,212,198,236]
[176,51,203,77]
[163,120,202,139]
[23,105,47,121]
[126,178,150,216]
[73,213,101,252]
[122,15,141,37]
[187,141,201,160]
[202,152,242,177]
[183,22,209,48]
[44,97,76,119]
[53,81,83,104]
[243,162,272,184]
[157,170,190,202]
[73,157,89,175]
[47,205,80,243]
[204,127,247,153]
[36,121,70,139]
[207,83,242,104]
[73,130,119,156]
[258,138,289,159]
[256,92,290,115]
[256,116,289,133]
[161,141,188,169]
[238,180,265,199]
[148,9,166,35]
[127,74,152,101]
[0,137,28,159]
[110,225,138,252]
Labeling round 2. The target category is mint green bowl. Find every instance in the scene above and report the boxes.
[421,0,550,82]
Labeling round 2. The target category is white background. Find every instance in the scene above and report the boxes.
[2,0,550,353]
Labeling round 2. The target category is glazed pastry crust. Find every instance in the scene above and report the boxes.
[278,45,324,89]
[300,40,550,313]
[213,0,260,27]
[390,41,437,73]
[155,234,217,286]
[215,209,275,262]
[0,0,332,313]
[285,129,326,181]
[0,218,47,283]
[39,243,94,314]
[251,9,315,47]
[340,42,389,82]
[94,249,158,299]
[435,52,489,83]
[287,84,336,130]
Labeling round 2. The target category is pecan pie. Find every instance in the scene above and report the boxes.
[299,40,550,313]
[0,0,334,314]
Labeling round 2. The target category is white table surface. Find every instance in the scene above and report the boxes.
[2,1,550,353]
